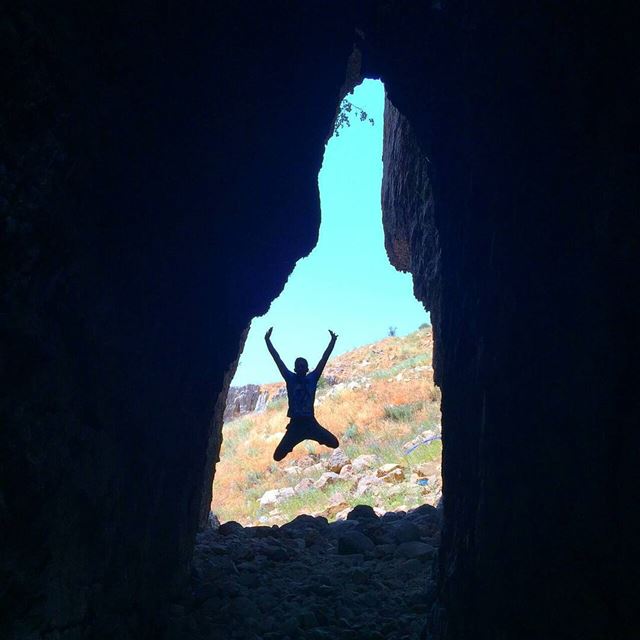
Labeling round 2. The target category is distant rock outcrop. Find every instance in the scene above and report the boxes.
[223,385,269,421]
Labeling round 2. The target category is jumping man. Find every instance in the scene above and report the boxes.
[265,327,340,461]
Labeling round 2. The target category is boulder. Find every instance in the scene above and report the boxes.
[294,478,315,494]
[281,514,328,533]
[389,520,422,543]
[325,448,351,473]
[394,541,436,560]
[351,454,378,472]
[376,463,404,477]
[354,475,382,497]
[314,471,340,490]
[339,464,354,478]
[258,487,294,507]
[374,463,406,483]
[346,504,378,521]
[218,520,244,536]
[337,530,375,555]
[323,501,350,519]
[414,461,439,478]
[406,503,439,520]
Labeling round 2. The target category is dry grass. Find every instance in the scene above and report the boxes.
[212,326,441,524]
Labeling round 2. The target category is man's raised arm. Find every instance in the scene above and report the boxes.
[265,327,289,379]
[313,330,338,377]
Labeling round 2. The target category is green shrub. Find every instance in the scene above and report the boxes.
[343,423,360,441]
[383,401,424,422]
[246,470,264,485]
[419,321,431,330]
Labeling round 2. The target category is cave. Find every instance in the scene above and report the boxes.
[2,3,638,639]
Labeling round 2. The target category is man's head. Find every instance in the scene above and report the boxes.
[294,357,309,375]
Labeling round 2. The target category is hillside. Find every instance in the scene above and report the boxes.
[213,325,442,525]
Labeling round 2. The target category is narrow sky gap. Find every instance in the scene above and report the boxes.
[232,80,428,386]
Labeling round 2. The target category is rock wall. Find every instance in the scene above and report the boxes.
[1,3,358,636]
[374,3,640,639]
[381,98,441,378]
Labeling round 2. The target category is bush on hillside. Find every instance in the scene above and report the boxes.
[383,401,424,422]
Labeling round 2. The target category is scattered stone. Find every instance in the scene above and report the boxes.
[338,531,375,555]
[394,541,436,560]
[414,461,439,478]
[376,463,404,478]
[218,520,244,536]
[381,467,406,483]
[294,478,315,494]
[314,471,340,489]
[354,475,382,497]
[281,514,328,533]
[325,448,351,473]
[323,500,350,519]
[351,454,378,472]
[259,487,295,507]
[346,504,378,521]
[407,503,439,520]
[389,520,422,543]
[339,464,354,478]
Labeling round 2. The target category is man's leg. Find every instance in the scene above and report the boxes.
[308,419,339,449]
[273,423,306,461]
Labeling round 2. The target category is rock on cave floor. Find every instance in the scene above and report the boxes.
[174,504,440,640]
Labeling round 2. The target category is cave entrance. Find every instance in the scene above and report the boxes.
[213,79,442,526]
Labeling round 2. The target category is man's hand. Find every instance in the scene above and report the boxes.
[329,330,338,341]
[265,327,273,341]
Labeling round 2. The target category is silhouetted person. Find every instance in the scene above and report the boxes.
[265,327,340,461]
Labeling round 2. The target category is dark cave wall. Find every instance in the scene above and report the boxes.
[2,2,639,639]
[375,3,639,639]
[1,2,358,635]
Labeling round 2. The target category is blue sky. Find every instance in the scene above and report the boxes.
[232,80,429,386]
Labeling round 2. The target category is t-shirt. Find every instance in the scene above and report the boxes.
[284,369,320,417]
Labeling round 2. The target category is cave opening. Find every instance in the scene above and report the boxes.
[210,79,442,528]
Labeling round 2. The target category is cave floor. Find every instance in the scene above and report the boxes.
[177,504,440,639]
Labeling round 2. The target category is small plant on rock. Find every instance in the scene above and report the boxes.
[333,98,375,137]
